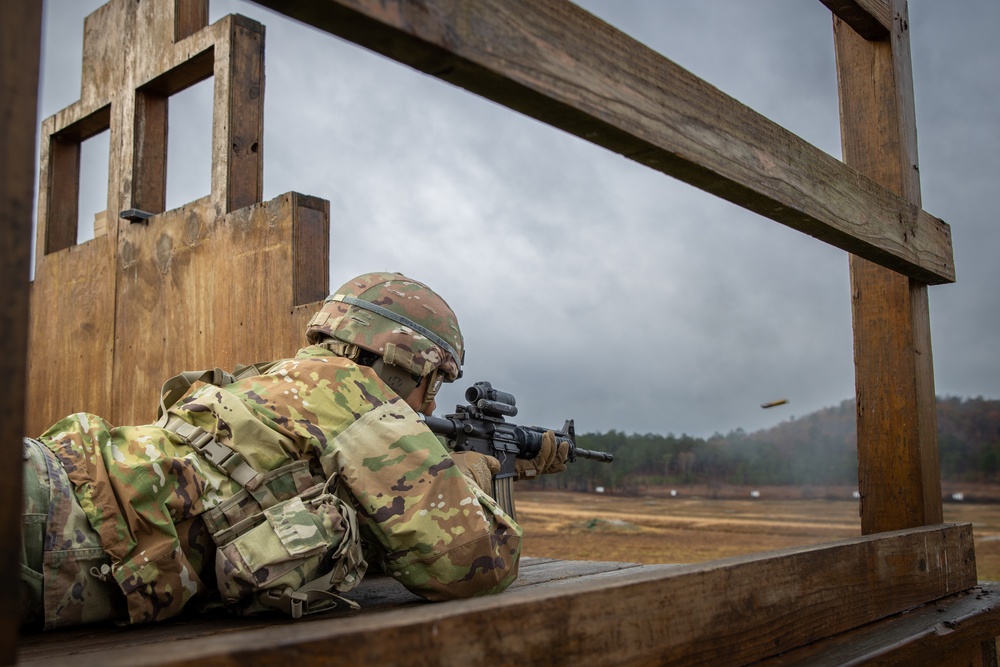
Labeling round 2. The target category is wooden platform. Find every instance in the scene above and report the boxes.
[18,557,678,666]
[16,528,1000,666]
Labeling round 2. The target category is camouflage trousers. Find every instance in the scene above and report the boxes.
[21,437,126,630]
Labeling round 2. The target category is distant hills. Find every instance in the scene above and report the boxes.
[548,396,1000,493]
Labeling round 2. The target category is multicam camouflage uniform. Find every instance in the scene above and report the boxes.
[20,273,523,629]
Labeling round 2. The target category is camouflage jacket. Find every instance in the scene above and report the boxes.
[39,345,522,624]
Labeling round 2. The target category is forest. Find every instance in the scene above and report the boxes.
[539,396,1000,494]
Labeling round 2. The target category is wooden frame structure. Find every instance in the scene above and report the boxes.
[3,0,997,664]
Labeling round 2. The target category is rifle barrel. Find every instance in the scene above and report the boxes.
[574,447,614,462]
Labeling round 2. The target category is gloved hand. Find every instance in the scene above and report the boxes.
[450,451,500,495]
[515,430,569,480]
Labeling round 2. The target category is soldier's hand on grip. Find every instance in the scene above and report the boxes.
[451,451,500,494]
[515,430,569,480]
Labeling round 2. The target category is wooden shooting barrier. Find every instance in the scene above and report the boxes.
[3,0,998,664]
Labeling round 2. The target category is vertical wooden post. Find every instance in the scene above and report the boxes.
[0,0,42,661]
[174,0,208,42]
[133,91,169,215]
[45,136,83,252]
[223,16,265,213]
[834,0,943,533]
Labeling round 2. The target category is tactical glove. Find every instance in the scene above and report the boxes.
[515,430,569,480]
[450,451,500,495]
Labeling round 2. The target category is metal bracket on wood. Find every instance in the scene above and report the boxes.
[120,208,153,223]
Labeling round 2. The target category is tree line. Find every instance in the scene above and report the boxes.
[537,396,1000,494]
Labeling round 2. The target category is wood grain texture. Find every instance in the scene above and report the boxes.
[293,195,330,305]
[818,0,892,40]
[44,136,82,253]
[111,193,328,425]
[132,91,168,214]
[222,16,265,214]
[13,525,980,667]
[834,1,943,534]
[753,582,1000,666]
[251,0,953,284]
[0,1,41,662]
[174,0,208,42]
[15,558,663,664]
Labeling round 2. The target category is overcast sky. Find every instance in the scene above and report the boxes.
[37,1,999,439]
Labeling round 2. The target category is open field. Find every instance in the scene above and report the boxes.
[515,488,1000,581]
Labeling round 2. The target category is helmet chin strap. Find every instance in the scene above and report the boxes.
[419,369,442,414]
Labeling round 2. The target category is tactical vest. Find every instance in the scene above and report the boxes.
[154,362,368,618]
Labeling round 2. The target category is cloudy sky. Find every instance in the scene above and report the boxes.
[38,1,999,439]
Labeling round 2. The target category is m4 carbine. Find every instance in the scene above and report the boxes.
[421,381,613,519]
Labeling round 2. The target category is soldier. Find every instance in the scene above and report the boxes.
[20,271,568,629]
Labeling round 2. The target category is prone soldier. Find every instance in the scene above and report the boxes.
[20,271,569,629]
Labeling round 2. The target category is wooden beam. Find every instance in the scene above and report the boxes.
[18,524,979,667]
[818,0,892,40]
[174,0,208,42]
[250,0,953,284]
[223,16,264,213]
[133,91,169,215]
[292,194,330,306]
[0,1,41,663]
[44,136,82,253]
[834,0,943,533]
[754,582,1000,666]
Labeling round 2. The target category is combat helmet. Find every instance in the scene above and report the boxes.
[306,272,464,403]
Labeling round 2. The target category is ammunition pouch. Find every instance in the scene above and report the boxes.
[211,482,367,618]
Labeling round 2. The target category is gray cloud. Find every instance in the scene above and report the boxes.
[38,1,998,438]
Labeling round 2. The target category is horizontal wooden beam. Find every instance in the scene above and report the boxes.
[754,582,1000,666]
[26,524,977,667]
[251,0,954,284]
[818,0,893,41]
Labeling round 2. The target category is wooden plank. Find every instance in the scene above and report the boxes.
[111,193,329,425]
[16,558,654,663]
[27,234,119,435]
[132,91,168,214]
[293,194,330,305]
[752,582,1000,666]
[174,0,208,42]
[834,1,943,533]
[249,0,953,285]
[818,0,891,40]
[0,1,41,663]
[224,15,265,213]
[16,525,980,667]
[44,135,82,253]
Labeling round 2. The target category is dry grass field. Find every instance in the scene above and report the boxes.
[515,488,1000,581]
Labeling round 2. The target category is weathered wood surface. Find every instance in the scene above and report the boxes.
[17,525,980,666]
[834,1,944,534]
[752,583,1000,667]
[0,2,42,664]
[111,192,329,425]
[251,0,953,285]
[26,1,318,434]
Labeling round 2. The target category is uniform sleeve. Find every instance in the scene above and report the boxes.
[238,355,523,600]
[329,400,523,600]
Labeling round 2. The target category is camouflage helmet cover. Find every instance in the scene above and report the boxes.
[306,272,464,382]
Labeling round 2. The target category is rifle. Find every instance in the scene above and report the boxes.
[421,381,613,519]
